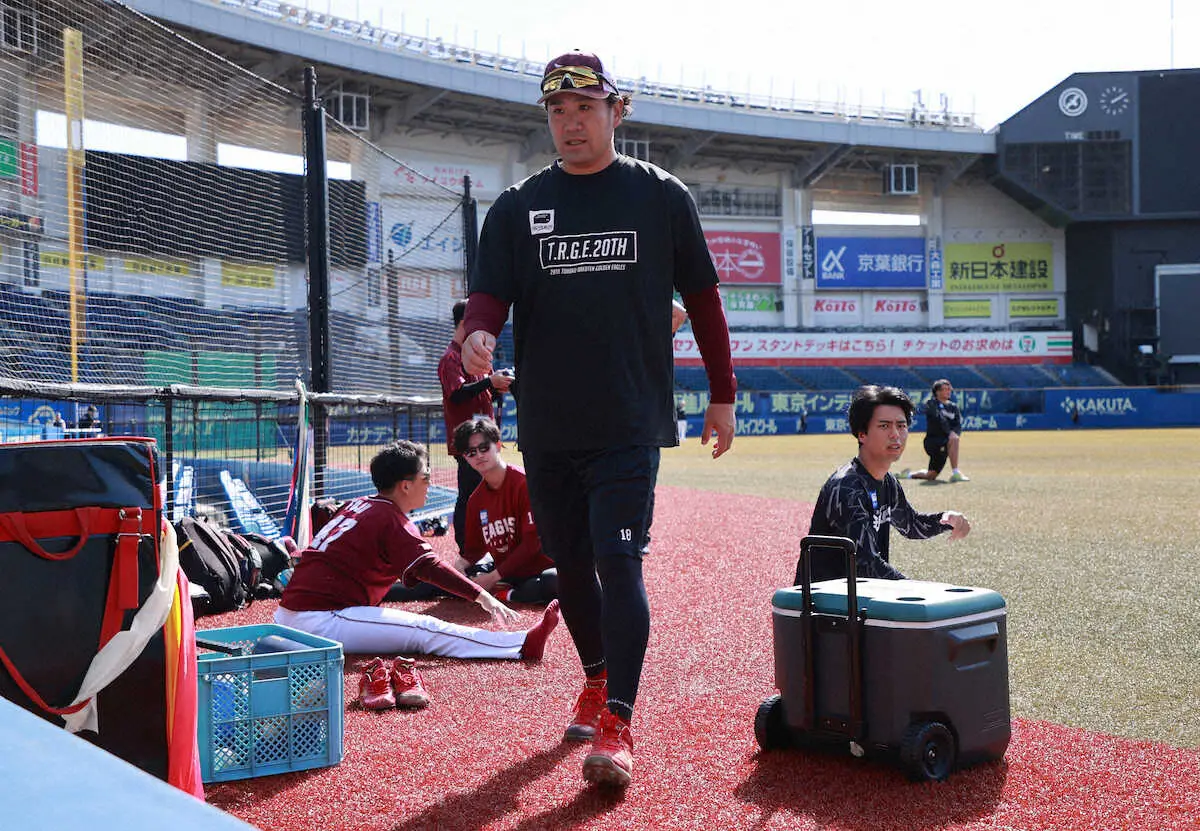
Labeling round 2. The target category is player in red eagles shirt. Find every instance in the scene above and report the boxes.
[455,417,557,604]
[275,440,559,662]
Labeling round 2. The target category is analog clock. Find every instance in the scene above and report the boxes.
[1098,85,1129,116]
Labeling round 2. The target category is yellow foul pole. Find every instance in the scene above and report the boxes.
[64,28,84,382]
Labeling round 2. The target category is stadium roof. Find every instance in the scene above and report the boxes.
[122,0,996,182]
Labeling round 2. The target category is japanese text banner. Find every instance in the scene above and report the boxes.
[673,330,1072,364]
[704,231,781,285]
[816,237,926,289]
[945,242,1054,293]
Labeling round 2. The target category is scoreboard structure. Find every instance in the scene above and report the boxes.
[992,69,1200,383]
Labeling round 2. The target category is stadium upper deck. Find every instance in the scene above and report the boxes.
[123,0,995,179]
[11,0,1194,389]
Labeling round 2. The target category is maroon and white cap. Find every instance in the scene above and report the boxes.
[537,51,622,105]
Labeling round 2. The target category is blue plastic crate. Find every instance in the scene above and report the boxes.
[196,624,344,783]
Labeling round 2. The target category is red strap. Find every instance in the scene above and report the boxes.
[0,508,97,560]
[115,508,143,611]
[0,645,90,716]
[0,506,147,715]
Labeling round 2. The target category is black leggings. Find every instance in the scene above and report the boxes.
[453,455,483,556]
[523,446,659,721]
[382,569,558,604]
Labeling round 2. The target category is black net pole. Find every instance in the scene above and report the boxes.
[386,249,402,392]
[461,174,478,295]
[303,66,331,497]
[303,66,332,392]
[163,394,174,519]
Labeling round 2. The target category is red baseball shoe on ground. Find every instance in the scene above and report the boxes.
[358,657,396,711]
[390,657,430,709]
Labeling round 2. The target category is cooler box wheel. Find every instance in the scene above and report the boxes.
[900,720,956,782]
[754,694,791,751]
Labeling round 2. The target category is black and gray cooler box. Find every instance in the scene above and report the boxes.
[757,535,1010,781]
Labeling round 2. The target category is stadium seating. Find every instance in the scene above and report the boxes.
[495,325,516,370]
[1048,363,1121,387]
[732,367,797,391]
[674,366,710,391]
[780,366,862,390]
[0,280,1126,398]
[843,365,927,391]
[912,365,993,389]
[669,359,1122,398]
[978,364,1059,389]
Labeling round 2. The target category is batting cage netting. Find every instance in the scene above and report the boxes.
[0,0,472,532]
[0,0,467,398]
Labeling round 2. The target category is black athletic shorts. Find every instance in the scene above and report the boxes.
[924,435,949,474]
[521,445,660,570]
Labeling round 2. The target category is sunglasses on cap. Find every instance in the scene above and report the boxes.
[540,65,613,96]
[463,441,492,459]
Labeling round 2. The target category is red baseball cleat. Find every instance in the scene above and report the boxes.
[564,675,607,741]
[357,657,396,711]
[583,710,633,788]
[390,657,430,709]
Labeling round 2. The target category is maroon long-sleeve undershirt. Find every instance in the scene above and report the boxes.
[463,286,736,403]
[407,556,482,601]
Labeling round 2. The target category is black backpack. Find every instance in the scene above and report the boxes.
[175,516,247,616]
[237,531,292,584]
[222,530,263,595]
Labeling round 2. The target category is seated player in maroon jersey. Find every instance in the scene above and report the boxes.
[454,417,557,604]
[274,440,559,664]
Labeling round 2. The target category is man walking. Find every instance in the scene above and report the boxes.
[460,51,737,788]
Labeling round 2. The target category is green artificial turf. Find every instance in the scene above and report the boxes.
[655,428,1200,748]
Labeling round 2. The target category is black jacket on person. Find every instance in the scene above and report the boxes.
[923,397,962,444]
[805,458,947,583]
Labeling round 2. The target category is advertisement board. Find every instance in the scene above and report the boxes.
[0,138,16,178]
[721,286,779,312]
[221,261,277,290]
[800,226,815,281]
[865,294,925,326]
[366,202,383,265]
[673,330,1073,365]
[928,235,943,290]
[123,256,191,278]
[945,242,1054,292]
[379,197,466,270]
[809,295,861,327]
[815,236,926,289]
[382,157,507,199]
[704,231,781,285]
[782,229,796,284]
[944,298,993,319]
[1008,298,1061,318]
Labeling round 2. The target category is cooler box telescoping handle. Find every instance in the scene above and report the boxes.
[795,534,864,746]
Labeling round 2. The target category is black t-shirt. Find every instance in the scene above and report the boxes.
[471,156,718,453]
